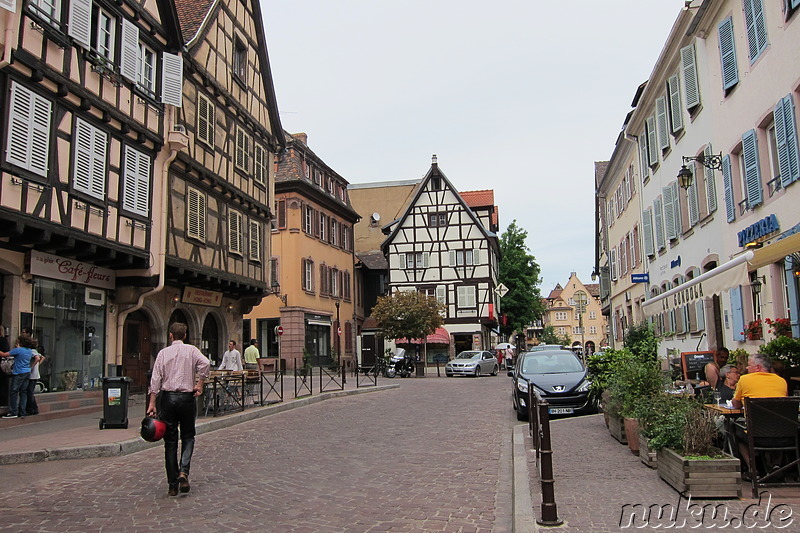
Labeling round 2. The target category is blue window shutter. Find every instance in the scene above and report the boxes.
[742,129,763,207]
[730,286,745,342]
[774,95,800,186]
[722,155,735,222]
[744,0,768,62]
[704,145,718,213]
[718,18,739,90]
[681,44,701,109]
[642,209,654,257]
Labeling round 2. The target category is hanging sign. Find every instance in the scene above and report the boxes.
[30,251,115,289]
[182,287,223,307]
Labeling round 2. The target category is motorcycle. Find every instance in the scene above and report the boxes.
[391,348,416,378]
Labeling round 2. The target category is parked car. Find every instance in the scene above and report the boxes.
[528,344,568,351]
[445,351,499,377]
[509,349,594,420]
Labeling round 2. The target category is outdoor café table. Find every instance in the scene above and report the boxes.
[704,403,743,456]
[204,371,246,416]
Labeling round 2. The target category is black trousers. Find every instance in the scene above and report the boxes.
[160,391,197,487]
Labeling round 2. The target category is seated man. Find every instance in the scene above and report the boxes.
[732,353,788,477]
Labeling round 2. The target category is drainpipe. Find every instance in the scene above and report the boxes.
[114,104,187,367]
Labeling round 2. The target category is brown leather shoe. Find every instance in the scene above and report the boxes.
[168,486,179,496]
[178,473,190,493]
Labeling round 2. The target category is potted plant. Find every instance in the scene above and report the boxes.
[742,319,763,341]
[650,396,741,498]
[601,389,626,444]
[765,317,792,338]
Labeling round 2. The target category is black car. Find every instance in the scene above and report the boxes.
[509,349,594,420]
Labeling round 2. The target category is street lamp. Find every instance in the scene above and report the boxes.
[572,291,588,360]
[677,153,723,190]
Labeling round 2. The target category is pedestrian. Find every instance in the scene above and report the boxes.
[243,339,260,370]
[147,322,210,496]
[1,335,36,419]
[218,340,243,371]
[21,329,43,416]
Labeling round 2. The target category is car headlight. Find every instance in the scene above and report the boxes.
[517,379,528,393]
[576,379,591,392]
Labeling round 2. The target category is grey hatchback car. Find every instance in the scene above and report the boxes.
[509,349,594,420]
[445,351,499,377]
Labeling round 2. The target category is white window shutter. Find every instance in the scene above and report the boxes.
[704,144,718,213]
[687,176,699,226]
[120,19,139,82]
[646,115,658,166]
[667,75,683,132]
[161,52,183,107]
[249,220,261,260]
[422,252,429,268]
[229,210,242,254]
[436,285,446,305]
[123,146,150,216]
[0,0,16,13]
[68,0,92,49]
[73,118,107,200]
[90,126,107,199]
[662,185,676,240]
[639,130,650,176]
[187,187,206,241]
[449,250,456,266]
[656,96,669,150]
[6,83,51,177]
[473,249,481,265]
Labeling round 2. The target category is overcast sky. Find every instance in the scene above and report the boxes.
[262,1,684,291]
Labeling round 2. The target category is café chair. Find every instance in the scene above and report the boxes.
[742,397,800,498]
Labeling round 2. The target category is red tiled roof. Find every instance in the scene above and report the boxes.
[461,189,494,207]
[174,0,217,43]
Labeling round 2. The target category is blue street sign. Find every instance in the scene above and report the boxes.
[631,273,649,283]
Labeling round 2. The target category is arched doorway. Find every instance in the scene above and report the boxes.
[201,314,220,366]
[122,310,152,393]
[585,341,596,356]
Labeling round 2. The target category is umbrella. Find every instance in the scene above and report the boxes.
[495,342,515,350]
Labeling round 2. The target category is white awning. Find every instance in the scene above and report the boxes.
[641,251,753,318]
[749,231,800,269]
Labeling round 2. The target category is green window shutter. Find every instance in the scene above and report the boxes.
[642,209,654,257]
[656,96,669,150]
[718,17,739,90]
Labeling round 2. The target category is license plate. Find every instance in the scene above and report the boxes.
[548,407,574,415]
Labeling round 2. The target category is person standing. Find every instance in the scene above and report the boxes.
[218,340,243,371]
[1,335,36,419]
[243,339,259,370]
[705,347,729,389]
[147,322,210,496]
[21,330,43,416]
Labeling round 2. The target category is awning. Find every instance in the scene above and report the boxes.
[749,231,800,269]
[396,327,451,345]
[641,251,753,318]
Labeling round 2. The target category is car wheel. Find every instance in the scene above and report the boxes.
[491,365,499,376]
[474,367,480,377]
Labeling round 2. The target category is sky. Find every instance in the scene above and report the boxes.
[262,1,685,291]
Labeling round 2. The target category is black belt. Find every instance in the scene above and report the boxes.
[162,391,194,395]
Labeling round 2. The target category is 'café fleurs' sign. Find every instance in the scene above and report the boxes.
[30,251,115,289]
[182,287,223,307]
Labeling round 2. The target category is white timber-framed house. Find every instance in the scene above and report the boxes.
[382,157,501,357]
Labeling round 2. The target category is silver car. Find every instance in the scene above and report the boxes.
[445,351,499,377]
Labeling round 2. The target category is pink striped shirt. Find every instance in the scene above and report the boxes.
[148,340,210,394]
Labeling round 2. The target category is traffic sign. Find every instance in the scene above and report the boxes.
[276,325,284,336]
[337,327,342,336]
[495,283,509,297]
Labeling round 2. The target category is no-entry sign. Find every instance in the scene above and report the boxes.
[276,325,284,336]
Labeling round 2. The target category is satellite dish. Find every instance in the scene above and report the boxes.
[371,212,381,223]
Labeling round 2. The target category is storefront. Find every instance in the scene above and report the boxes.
[29,251,113,393]
[305,315,332,367]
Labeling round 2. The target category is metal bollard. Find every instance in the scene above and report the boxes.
[528,388,563,527]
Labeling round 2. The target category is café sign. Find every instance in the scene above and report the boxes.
[182,287,223,307]
[738,214,779,247]
[30,251,115,289]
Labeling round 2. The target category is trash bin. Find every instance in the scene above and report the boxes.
[100,376,131,429]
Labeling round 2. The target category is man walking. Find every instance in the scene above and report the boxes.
[147,323,210,496]
[243,339,260,370]
[218,340,243,371]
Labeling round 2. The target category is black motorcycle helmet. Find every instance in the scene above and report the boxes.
[140,417,167,442]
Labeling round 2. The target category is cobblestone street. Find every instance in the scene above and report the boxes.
[0,377,514,533]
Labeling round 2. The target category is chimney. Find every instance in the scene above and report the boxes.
[291,132,308,145]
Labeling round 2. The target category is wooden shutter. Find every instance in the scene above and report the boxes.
[642,209,655,257]
[122,145,150,216]
[120,19,139,82]
[743,0,768,61]
[654,197,665,250]
[730,286,745,342]
[73,118,107,200]
[722,155,736,222]
[228,209,242,254]
[254,144,266,183]
[774,95,800,187]
[639,129,650,177]
[718,18,739,90]
[6,82,51,177]
[68,0,92,48]
[610,248,617,280]
[656,96,669,150]
[197,94,214,146]
[249,220,261,261]
[704,144,718,213]
[187,187,206,241]
[742,129,763,208]
[667,74,683,132]
[646,115,658,166]
[161,52,183,107]
[662,185,676,240]
[687,173,699,227]
[681,44,701,109]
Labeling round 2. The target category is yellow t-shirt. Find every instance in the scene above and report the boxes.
[732,371,787,402]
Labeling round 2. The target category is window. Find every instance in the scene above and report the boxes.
[94,8,115,60]
[457,285,476,308]
[29,0,60,25]
[653,197,665,251]
[254,144,267,184]
[428,213,447,227]
[656,96,670,150]
[342,225,349,251]
[187,187,206,241]
[742,129,763,208]
[430,176,441,190]
[137,43,156,94]
[302,259,314,292]
[405,252,429,269]
[555,311,567,321]
[743,0,768,63]
[248,220,261,261]
[319,213,327,241]
[5,82,51,177]
[122,145,151,216]
[589,326,597,335]
[303,205,313,234]
[343,271,351,300]
[450,249,475,266]
[233,37,247,81]
[228,209,243,255]
[276,199,286,229]
[73,117,107,200]
[718,17,739,91]
[330,219,338,246]
[197,93,215,147]
[589,311,597,320]
[235,126,250,173]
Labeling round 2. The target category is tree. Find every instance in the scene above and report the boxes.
[538,325,571,346]
[371,291,444,341]
[499,221,544,337]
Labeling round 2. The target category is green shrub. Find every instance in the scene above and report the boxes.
[607,349,666,419]
[760,336,800,368]
[624,321,659,362]
[586,348,624,403]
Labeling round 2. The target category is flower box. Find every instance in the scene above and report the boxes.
[639,433,657,468]
[608,413,627,444]
[657,447,741,498]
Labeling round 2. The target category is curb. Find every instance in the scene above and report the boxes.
[513,424,540,532]
[0,384,400,465]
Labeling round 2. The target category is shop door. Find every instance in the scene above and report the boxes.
[123,312,152,393]
[361,334,376,367]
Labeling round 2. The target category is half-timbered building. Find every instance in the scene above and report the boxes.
[0,0,184,399]
[246,132,359,370]
[163,0,282,372]
[382,157,501,357]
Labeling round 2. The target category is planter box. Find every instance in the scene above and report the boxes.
[657,447,741,498]
[624,417,640,454]
[638,433,657,468]
[608,414,627,444]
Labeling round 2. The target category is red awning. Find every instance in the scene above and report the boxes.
[397,327,451,345]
